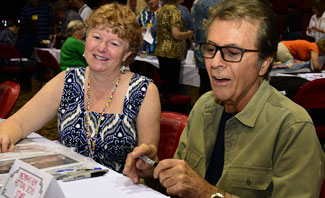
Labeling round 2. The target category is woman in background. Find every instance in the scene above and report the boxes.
[60,20,88,70]
[138,0,160,54]
[154,0,193,95]
[0,3,161,173]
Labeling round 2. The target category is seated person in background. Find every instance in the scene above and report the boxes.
[0,18,19,46]
[138,0,160,54]
[276,39,325,72]
[60,20,88,70]
[0,3,161,174]
[123,0,325,197]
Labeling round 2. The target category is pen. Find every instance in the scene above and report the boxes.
[138,155,158,167]
[56,167,102,173]
[62,169,108,182]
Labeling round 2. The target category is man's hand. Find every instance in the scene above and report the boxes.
[123,144,158,183]
[0,135,15,153]
[153,159,220,198]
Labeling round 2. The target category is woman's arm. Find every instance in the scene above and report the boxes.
[136,82,161,147]
[311,51,321,72]
[171,27,193,41]
[0,71,66,152]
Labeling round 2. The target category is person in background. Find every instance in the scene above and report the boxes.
[123,0,325,197]
[20,0,52,47]
[72,0,93,21]
[60,20,87,70]
[53,1,82,39]
[15,20,38,59]
[154,0,193,96]
[307,1,325,42]
[128,0,137,13]
[282,2,302,41]
[0,18,19,46]
[138,0,160,54]
[191,0,221,96]
[276,39,325,72]
[0,3,161,174]
[177,0,193,56]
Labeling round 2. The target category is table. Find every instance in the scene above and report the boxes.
[135,55,200,87]
[0,131,168,198]
[35,48,61,63]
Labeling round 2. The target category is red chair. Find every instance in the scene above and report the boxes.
[0,44,34,82]
[36,49,61,87]
[320,179,325,198]
[0,81,20,118]
[158,111,188,160]
[293,78,325,146]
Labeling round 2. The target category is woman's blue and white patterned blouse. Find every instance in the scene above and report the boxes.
[58,67,151,173]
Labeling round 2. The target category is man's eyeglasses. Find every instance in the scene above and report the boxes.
[199,43,259,62]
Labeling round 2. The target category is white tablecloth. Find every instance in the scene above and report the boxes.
[35,48,61,63]
[0,132,168,198]
[135,55,200,87]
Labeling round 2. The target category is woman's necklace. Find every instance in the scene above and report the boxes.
[85,73,121,157]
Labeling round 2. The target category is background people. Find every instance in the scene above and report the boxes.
[282,2,302,41]
[138,0,160,55]
[276,39,325,72]
[191,0,222,96]
[306,1,325,42]
[60,20,87,70]
[20,0,52,47]
[0,18,19,45]
[72,0,93,21]
[0,3,161,174]
[154,0,193,96]
[123,0,325,197]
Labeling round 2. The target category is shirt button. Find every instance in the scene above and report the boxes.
[246,179,251,186]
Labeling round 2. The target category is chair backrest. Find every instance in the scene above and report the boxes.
[320,179,325,198]
[0,44,21,59]
[36,49,61,71]
[270,76,309,100]
[293,78,325,144]
[158,111,188,160]
[293,78,325,109]
[0,81,20,118]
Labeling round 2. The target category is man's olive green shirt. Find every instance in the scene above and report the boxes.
[174,80,325,198]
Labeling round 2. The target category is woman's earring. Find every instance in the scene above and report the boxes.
[83,53,85,57]
[120,62,126,74]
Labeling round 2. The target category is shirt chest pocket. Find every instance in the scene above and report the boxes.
[227,166,272,191]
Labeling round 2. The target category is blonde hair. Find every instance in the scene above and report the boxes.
[85,3,142,66]
[67,20,85,36]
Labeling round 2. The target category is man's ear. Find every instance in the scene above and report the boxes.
[259,57,273,76]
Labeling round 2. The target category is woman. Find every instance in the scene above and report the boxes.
[138,0,160,54]
[60,20,88,70]
[154,0,193,95]
[306,1,325,42]
[0,3,161,173]
[276,39,325,72]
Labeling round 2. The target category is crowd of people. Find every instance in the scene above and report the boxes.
[0,0,324,198]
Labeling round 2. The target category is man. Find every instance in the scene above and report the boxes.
[72,0,92,21]
[0,18,19,45]
[191,0,222,96]
[123,0,325,197]
[20,0,52,46]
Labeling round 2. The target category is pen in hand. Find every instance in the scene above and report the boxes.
[139,155,158,167]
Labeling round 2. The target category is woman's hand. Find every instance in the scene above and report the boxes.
[0,134,15,153]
